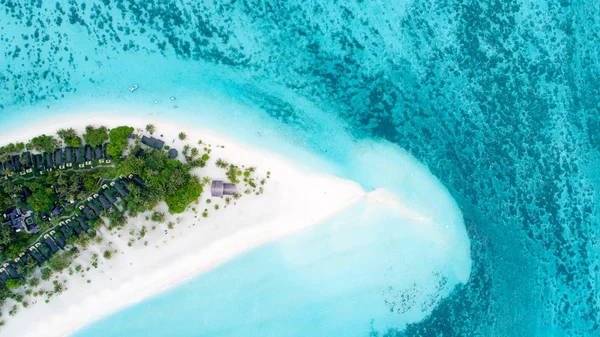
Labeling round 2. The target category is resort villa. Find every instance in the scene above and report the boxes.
[210,180,237,197]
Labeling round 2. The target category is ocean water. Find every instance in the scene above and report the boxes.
[1,1,598,337]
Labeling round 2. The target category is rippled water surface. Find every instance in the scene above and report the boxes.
[1,1,599,336]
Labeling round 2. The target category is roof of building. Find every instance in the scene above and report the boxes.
[3,208,25,232]
[141,136,165,150]
[45,152,53,168]
[12,155,22,172]
[113,182,128,197]
[223,183,237,195]
[210,180,224,197]
[55,149,63,166]
[65,147,73,162]
[103,144,112,160]
[76,216,90,231]
[97,195,111,210]
[85,145,93,161]
[94,146,103,160]
[81,206,95,220]
[53,235,66,248]
[44,237,59,254]
[21,152,32,168]
[75,148,83,162]
[104,191,117,203]
[34,154,44,169]
[69,221,82,235]
[88,202,101,215]
[168,148,178,159]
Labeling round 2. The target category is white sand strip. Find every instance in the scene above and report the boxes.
[0,115,368,337]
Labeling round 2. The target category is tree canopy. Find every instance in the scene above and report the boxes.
[29,134,59,152]
[107,126,133,158]
[83,125,108,147]
[57,128,82,147]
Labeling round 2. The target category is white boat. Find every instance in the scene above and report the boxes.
[129,84,138,92]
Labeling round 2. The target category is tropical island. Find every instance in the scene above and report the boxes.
[0,122,264,324]
[0,116,366,337]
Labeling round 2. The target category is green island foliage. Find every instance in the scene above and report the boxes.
[0,125,257,306]
[56,128,82,147]
[116,146,203,214]
[107,126,134,158]
[83,125,108,147]
[28,134,59,153]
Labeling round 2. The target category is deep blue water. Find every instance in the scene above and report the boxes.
[1,1,599,336]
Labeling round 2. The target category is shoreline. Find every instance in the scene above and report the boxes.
[0,114,369,337]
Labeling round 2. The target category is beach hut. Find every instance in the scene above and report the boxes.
[3,159,14,174]
[88,202,101,215]
[168,148,178,159]
[104,191,117,204]
[45,152,54,171]
[28,247,45,265]
[76,216,90,231]
[34,154,44,171]
[113,181,128,197]
[94,146,104,163]
[0,269,9,285]
[98,195,111,210]
[81,206,95,220]
[21,152,32,172]
[210,180,237,197]
[75,147,83,167]
[131,175,144,187]
[65,147,73,167]
[11,155,22,173]
[210,180,224,197]
[3,263,19,279]
[58,224,72,239]
[36,243,52,260]
[55,149,64,169]
[103,144,112,163]
[69,220,83,235]
[85,145,93,165]
[53,234,66,249]
[141,136,165,150]
[223,183,237,195]
[43,236,59,254]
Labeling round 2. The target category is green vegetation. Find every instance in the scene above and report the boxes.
[107,126,134,158]
[29,134,59,152]
[40,267,52,281]
[103,250,112,259]
[151,211,166,223]
[83,125,108,147]
[117,147,202,214]
[145,124,156,135]
[57,128,82,147]
[165,178,202,214]
[178,132,187,141]
[5,279,24,290]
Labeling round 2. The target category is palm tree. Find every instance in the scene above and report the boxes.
[201,177,211,186]
[145,124,156,135]
[178,132,187,141]
[215,158,228,169]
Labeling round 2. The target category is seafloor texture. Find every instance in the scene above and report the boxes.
[1,1,599,336]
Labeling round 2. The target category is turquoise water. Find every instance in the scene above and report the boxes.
[73,201,460,337]
[2,0,599,336]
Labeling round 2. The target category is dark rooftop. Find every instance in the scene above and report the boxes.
[45,152,54,168]
[65,147,73,163]
[88,202,101,215]
[12,155,21,172]
[55,149,63,166]
[168,148,178,159]
[98,195,111,210]
[141,136,165,150]
[113,182,128,197]
[85,145,93,162]
[75,148,83,163]
[104,191,117,204]
[95,146,104,160]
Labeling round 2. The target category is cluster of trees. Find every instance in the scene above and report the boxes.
[28,134,59,153]
[0,142,25,161]
[117,147,202,214]
[57,128,82,147]
[107,126,134,158]
[83,125,108,147]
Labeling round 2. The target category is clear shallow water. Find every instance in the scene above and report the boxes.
[73,200,461,337]
[1,0,599,336]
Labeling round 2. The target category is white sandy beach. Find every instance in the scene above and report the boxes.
[0,114,376,337]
